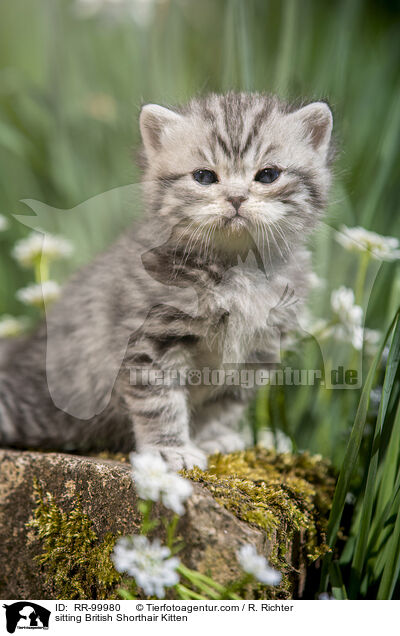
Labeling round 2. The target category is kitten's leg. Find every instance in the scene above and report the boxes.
[119,306,210,471]
[122,377,207,471]
[193,395,249,455]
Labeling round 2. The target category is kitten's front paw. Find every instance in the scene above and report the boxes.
[141,443,207,472]
[197,432,246,455]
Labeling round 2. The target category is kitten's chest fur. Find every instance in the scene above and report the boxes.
[190,255,304,370]
[179,255,304,410]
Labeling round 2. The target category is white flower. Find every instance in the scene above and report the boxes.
[257,428,292,453]
[131,452,170,501]
[297,307,331,342]
[331,323,364,350]
[236,544,282,586]
[0,215,9,232]
[74,0,159,26]
[74,0,121,17]
[319,592,335,600]
[330,286,364,350]
[308,271,325,290]
[159,472,193,515]
[303,316,333,341]
[0,315,29,338]
[112,535,179,598]
[331,287,362,326]
[12,231,73,268]
[130,452,193,515]
[363,328,381,356]
[370,386,382,409]
[345,491,356,505]
[16,281,61,307]
[335,225,400,262]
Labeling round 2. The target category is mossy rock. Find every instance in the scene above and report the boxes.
[0,450,140,599]
[0,448,335,600]
[28,481,121,599]
[184,448,335,598]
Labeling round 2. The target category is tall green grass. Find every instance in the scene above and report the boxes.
[0,0,399,598]
[320,309,400,599]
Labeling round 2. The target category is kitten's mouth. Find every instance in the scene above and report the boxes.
[223,214,248,231]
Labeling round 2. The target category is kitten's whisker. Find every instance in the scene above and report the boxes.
[209,223,218,261]
[258,218,267,268]
[171,219,200,281]
[173,219,198,262]
[180,227,202,268]
[174,224,201,274]
[270,220,292,258]
[259,220,272,267]
[203,222,215,262]
[275,221,297,261]
[279,217,301,233]
[267,221,287,262]
[200,221,213,260]
[273,222,292,256]
[254,218,263,263]
[180,220,210,269]
[181,221,205,257]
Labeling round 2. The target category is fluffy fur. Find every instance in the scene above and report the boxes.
[0,92,333,469]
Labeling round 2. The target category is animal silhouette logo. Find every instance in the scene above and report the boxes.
[3,602,50,633]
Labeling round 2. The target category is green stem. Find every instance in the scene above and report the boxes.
[34,255,49,284]
[311,318,338,342]
[354,251,370,306]
[138,500,158,535]
[175,584,205,600]
[348,251,371,370]
[166,514,179,551]
[177,564,241,600]
[177,565,221,599]
[225,573,253,594]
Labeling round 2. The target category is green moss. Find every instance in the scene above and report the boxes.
[28,448,335,601]
[28,479,121,599]
[183,447,336,598]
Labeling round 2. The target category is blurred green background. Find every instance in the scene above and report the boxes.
[0,0,399,460]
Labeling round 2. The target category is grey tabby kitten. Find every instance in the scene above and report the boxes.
[0,93,333,470]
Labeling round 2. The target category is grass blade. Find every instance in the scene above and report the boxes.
[349,310,400,596]
[377,492,400,599]
[320,308,400,593]
[330,560,348,600]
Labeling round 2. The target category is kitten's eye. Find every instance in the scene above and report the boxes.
[254,167,281,184]
[192,169,219,185]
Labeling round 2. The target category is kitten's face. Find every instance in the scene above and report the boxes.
[140,93,333,260]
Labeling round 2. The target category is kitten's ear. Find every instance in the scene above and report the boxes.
[290,102,333,158]
[140,104,182,155]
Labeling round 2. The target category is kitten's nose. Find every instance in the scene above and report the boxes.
[227,195,247,213]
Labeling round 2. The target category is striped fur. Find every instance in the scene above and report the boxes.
[0,93,333,470]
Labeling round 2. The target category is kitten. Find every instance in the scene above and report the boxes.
[0,93,333,470]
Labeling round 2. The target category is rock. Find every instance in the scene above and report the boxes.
[0,448,334,599]
[0,450,268,599]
